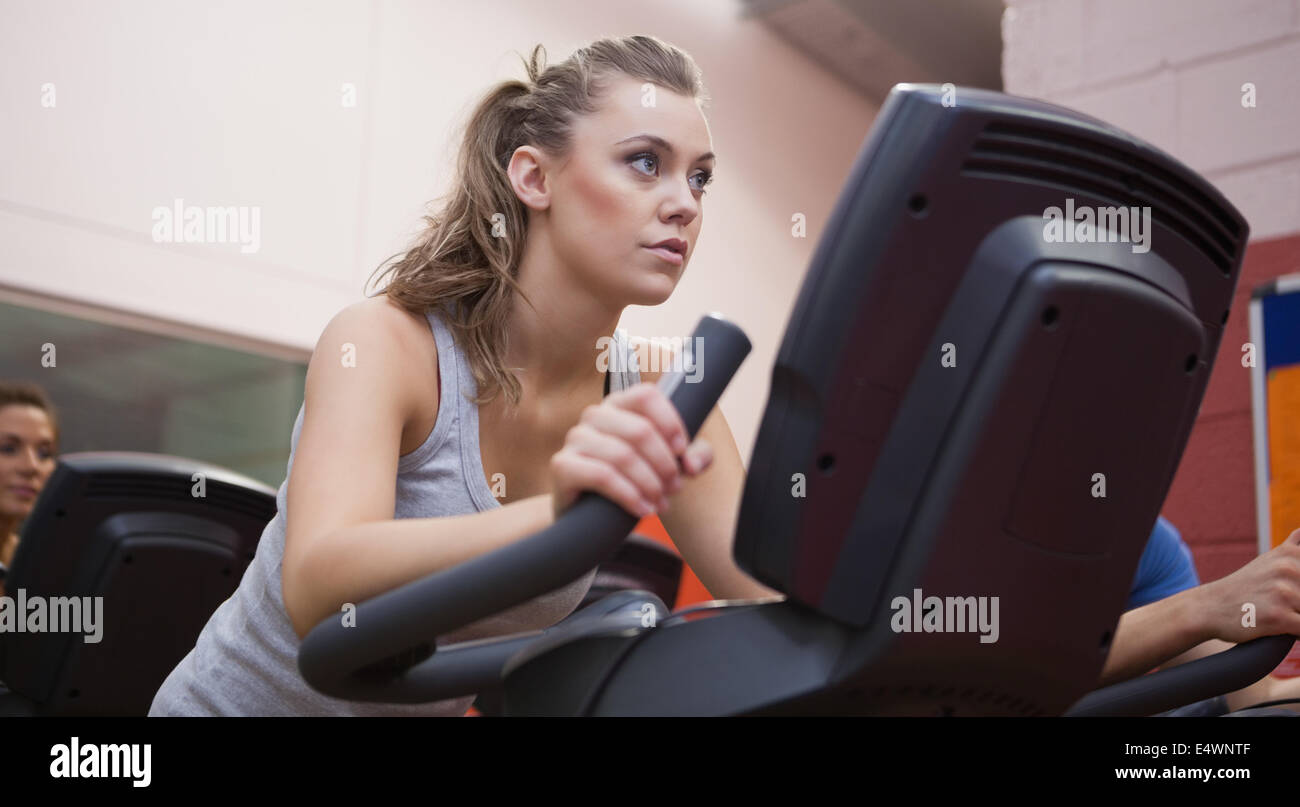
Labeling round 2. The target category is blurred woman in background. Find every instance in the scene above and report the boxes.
[0,380,59,594]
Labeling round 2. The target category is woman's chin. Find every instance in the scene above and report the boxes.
[628,275,677,306]
[4,502,32,519]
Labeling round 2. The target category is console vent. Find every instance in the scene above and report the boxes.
[961,121,1243,275]
[84,472,275,522]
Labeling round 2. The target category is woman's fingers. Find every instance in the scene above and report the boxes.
[683,439,713,475]
[550,451,655,518]
[567,422,671,508]
[580,398,682,491]
[611,384,690,456]
[549,381,717,520]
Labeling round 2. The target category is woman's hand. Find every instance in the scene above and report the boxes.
[550,383,714,521]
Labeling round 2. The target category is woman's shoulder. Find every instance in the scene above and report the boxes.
[322,295,438,364]
[311,295,440,425]
[345,294,436,345]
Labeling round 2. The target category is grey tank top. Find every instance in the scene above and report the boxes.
[149,307,642,716]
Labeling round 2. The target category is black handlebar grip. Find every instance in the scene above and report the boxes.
[1064,634,1298,717]
[297,313,751,702]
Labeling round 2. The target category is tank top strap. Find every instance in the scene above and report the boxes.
[608,326,642,394]
[396,306,460,473]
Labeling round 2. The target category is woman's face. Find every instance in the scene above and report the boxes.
[0,405,57,521]
[529,74,715,305]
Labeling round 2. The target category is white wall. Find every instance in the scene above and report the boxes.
[1002,0,1300,581]
[1002,0,1300,241]
[0,0,879,460]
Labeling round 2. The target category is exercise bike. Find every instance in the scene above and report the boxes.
[298,84,1297,716]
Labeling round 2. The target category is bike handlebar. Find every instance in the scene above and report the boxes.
[297,314,752,702]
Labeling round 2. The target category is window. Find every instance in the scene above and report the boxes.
[0,299,306,488]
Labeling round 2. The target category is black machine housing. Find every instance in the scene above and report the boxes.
[294,84,1291,716]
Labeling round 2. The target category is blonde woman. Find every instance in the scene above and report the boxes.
[150,35,777,717]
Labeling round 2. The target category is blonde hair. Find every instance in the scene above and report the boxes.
[367,35,709,408]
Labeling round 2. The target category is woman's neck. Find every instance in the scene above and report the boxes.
[504,299,622,399]
[508,229,626,398]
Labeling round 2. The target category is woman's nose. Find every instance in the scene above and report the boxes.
[15,447,43,474]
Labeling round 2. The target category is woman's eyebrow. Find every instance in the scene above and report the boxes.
[0,433,52,444]
[616,134,715,164]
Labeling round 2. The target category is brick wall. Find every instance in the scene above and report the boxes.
[1003,0,1300,580]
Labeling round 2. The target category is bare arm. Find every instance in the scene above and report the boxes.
[281,300,554,640]
[1100,530,1300,688]
[1099,586,1214,686]
[632,337,780,602]
[657,404,781,601]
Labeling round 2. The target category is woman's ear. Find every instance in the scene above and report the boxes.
[507,145,552,212]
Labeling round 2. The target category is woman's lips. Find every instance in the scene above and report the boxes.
[644,246,684,266]
[9,486,37,499]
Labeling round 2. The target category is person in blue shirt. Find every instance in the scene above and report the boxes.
[1127,516,1201,610]
[1106,516,1300,715]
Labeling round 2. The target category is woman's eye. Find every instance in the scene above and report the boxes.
[630,153,712,195]
[0,444,55,459]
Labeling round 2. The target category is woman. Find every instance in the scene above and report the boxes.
[150,35,779,716]
[0,381,59,597]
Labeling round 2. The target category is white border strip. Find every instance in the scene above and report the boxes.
[1249,295,1271,556]
[0,283,311,364]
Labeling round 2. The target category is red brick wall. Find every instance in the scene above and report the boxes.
[1164,232,1300,581]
